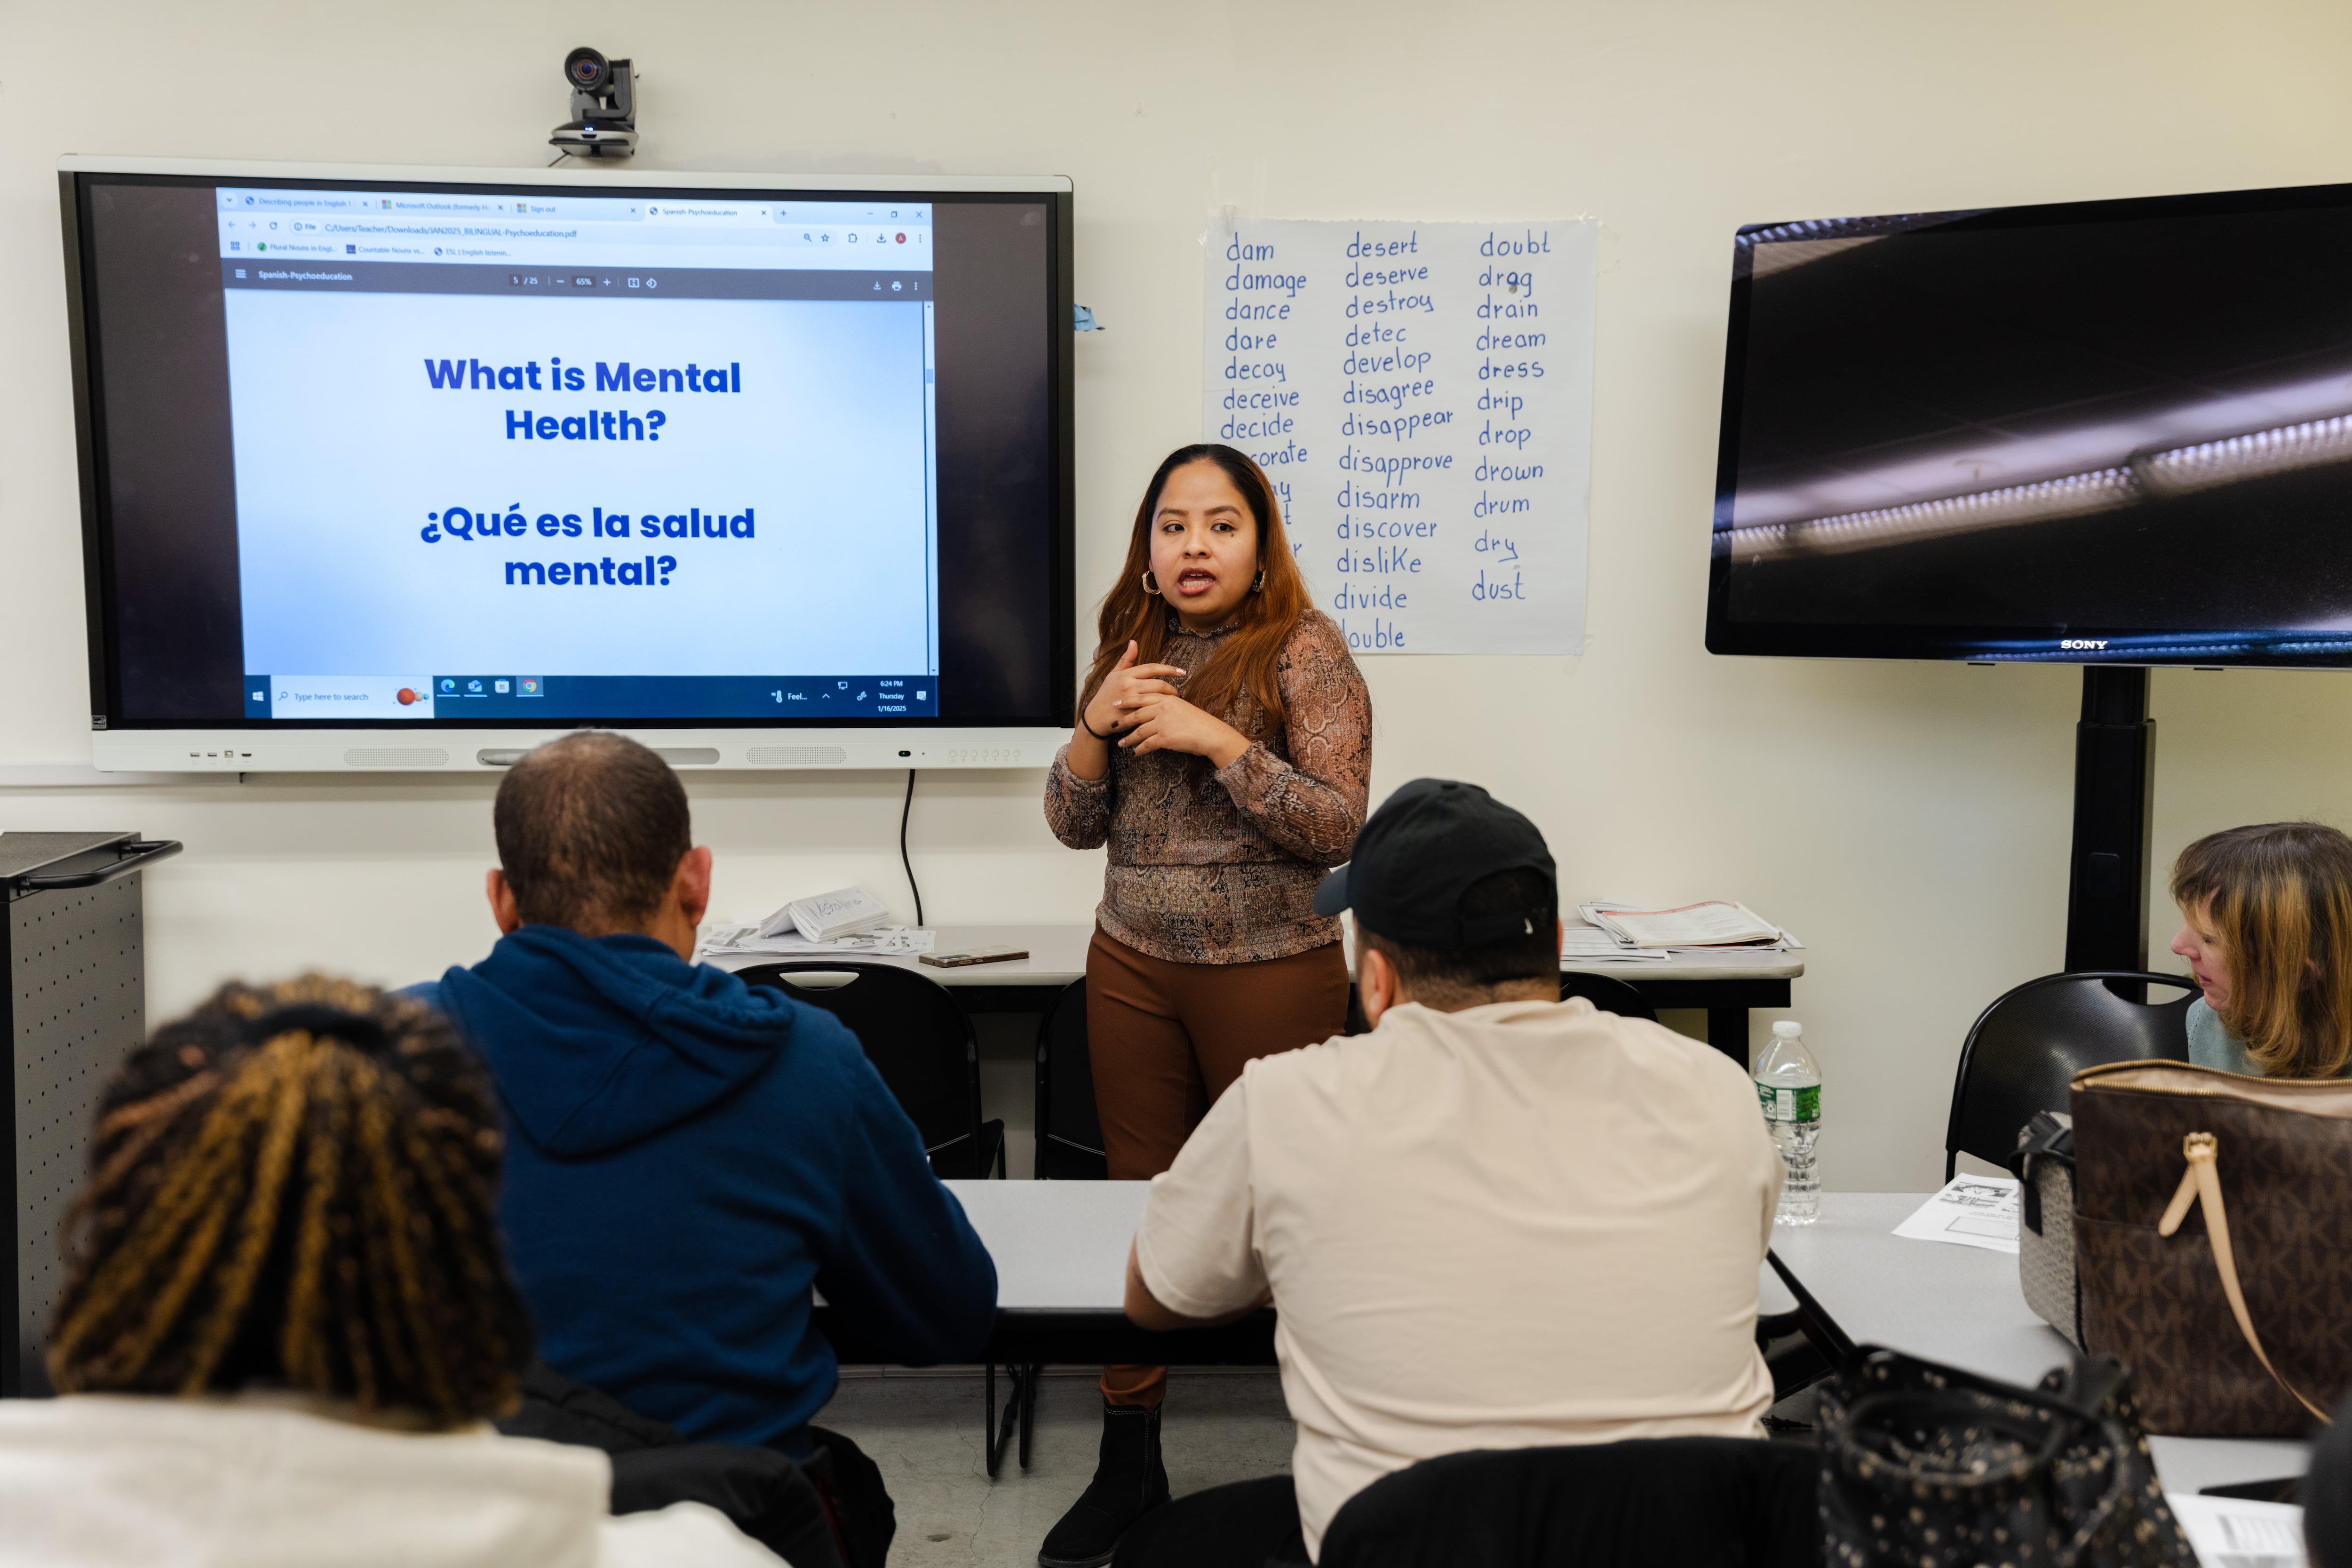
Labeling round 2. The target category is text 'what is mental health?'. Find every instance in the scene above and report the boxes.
[1201,218,1596,656]
[224,288,937,679]
[421,355,750,444]
[411,358,759,586]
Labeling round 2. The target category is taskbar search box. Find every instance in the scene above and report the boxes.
[247,676,436,718]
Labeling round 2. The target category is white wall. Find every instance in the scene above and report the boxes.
[8,0,2352,1188]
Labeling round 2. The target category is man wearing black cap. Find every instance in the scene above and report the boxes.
[1111,780,1784,1565]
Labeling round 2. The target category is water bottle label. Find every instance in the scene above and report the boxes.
[1756,1083,1820,1124]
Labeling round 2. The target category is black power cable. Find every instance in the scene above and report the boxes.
[900,768,924,926]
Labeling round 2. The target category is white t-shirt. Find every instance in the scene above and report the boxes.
[1134,996,1783,1560]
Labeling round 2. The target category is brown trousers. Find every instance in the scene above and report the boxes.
[1085,928,1350,1408]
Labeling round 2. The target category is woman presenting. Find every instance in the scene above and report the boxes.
[1041,443,1370,1567]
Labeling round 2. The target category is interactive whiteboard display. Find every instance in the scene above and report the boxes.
[62,159,1074,770]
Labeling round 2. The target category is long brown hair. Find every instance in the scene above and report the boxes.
[47,976,533,1425]
[1080,444,1310,736]
[2171,822,2352,1078]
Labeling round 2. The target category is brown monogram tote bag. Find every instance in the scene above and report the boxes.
[2071,1060,2352,1436]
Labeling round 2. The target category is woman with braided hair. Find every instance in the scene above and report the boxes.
[0,976,782,1568]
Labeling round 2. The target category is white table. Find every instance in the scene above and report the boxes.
[913,1183,2310,1492]
[1767,1194,2308,1496]
[711,922,1806,1056]
[706,923,1804,989]
[879,1180,1249,1474]
[943,1177,1146,1310]
[704,923,1094,995]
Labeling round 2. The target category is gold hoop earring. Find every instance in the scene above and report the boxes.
[1141,571,1162,597]
[1251,568,1266,593]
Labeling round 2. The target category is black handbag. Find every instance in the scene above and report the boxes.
[1817,1345,2196,1568]
[2009,1111,2083,1347]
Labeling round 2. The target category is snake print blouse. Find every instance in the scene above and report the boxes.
[1044,608,1373,965]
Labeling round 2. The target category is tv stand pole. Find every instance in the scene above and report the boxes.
[2063,666,2155,979]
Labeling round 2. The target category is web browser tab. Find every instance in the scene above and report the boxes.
[214,186,932,275]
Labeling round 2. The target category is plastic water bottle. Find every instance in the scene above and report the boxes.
[1754,1019,1821,1225]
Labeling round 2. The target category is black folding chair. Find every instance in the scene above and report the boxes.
[1316,1437,1818,1568]
[1558,970,1659,1021]
[1034,978,1108,1181]
[1944,970,2195,1179]
[734,962,1004,1179]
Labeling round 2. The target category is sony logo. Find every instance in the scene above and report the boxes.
[2059,639,2109,650]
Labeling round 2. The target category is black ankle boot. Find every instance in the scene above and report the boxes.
[1038,1397,1170,1568]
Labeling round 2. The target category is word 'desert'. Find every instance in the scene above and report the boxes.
[1201,221,1595,655]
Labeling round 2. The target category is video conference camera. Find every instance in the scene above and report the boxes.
[550,47,637,159]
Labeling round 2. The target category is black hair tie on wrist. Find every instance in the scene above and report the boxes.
[1080,710,1121,742]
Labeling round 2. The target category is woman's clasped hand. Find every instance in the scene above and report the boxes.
[1086,643,1249,766]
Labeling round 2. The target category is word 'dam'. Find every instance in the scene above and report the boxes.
[1203,220,1595,655]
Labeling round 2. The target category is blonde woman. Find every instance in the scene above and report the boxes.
[2168,821,2352,1078]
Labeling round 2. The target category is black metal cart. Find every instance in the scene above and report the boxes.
[1,832,180,1396]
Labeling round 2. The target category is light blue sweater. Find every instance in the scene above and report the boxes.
[2185,997,2256,1075]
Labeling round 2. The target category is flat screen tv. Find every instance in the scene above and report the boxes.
[60,157,1073,772]
[1708,180,2352,666]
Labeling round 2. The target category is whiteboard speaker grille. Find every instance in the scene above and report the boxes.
[342,748,450,768]
[747,746,849,765]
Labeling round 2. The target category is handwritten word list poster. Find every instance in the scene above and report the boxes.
[1201,219,1596,655]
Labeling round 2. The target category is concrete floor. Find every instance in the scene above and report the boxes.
[821,1370,1296,1568]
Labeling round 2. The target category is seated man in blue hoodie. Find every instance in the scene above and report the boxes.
[409,730,996,1568]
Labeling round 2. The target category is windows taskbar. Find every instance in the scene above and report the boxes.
[246,674,938,720]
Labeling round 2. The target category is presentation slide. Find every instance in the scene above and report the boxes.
[215,189,939,720]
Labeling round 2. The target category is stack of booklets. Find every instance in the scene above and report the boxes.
[693,885,938,959]
[1575,900,1799,951]
[759,886,891,942]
